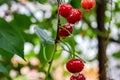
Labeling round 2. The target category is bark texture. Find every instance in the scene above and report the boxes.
[96,0,107,80]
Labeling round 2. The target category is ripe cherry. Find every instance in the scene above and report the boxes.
[58,24,73,38]
[67,9,82,24]
[81,0,96,11]
[70,74,86,80]
[66,59,84,73]
[58,4,73,18]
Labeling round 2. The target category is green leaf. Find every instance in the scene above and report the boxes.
[0,63,8,75]
[22,32,37,45]
[45,44,55,60]
[11,13,32,29]
[70,0,81,8]
[38,43,55,64]
[37,0,46,3]
[112,51,120,59]
[37,43,47,64]
[0,18,24,59]
[0,0,10,5]
[29,0,46,3]
[54,49,62,60]
[64,36,76,52]
[0,49,13,60]
[34,27,54,45]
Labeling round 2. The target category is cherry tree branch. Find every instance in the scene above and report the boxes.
[82,16,120,44]
[55,0,61,43]
[45,0,61,79]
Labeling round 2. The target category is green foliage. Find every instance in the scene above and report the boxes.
[0,0,10,5]
[38,43,55,64]
[0,49,13,60]
[112,51,120,59]
[70,0,81,9]
[0,0,120,79]
[11,13,32,30]
[64,36,76,53]
[29,0,46,3]
[34,27,55,64]
[0,18,24,59]
[34,27,54,45]
[0,63,8,75]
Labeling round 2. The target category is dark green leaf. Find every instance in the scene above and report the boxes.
[112,51,120,59]
[38,43,55,64]
[22,32,37,45]
[64,36,76,52]
[34,27,54,45]
[70,0,81,8]
[0,49,13,60]
[11,13,32,29]
[0,18,24,59]
[29,0,46,3]
[0,63,8,75]
[45,44,55,60]
[37,0,46,3]
[0,0,10,5]
[37,43,47,64]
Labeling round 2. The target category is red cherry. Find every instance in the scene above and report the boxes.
[77,74,86,80]
[58,24,73,38]
[70,74,86,80]
[66,59,84,73]
[58,4,73,18]
[81,0,96,11]
[67,9,82,24]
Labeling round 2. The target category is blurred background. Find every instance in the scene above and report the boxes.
[0,0,120,80]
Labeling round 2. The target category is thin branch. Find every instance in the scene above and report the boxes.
[82,16,108,38]
[45,44,56,80]
[55,0,61,43]
[82,16,120,43]
[45,0,61,79]
[109,38,120,43]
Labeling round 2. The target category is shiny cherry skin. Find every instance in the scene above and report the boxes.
[58,4,73,18]
[66,59,84,73]
[67,9,82,24]
[70,74,86,80]
[81,0,96,11]
[58,24,73,38]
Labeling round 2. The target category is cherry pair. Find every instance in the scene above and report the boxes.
[59,4,82,24]
[58,4,82,38]
[66,59,85,80]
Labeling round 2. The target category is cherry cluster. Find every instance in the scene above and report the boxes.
[58,3,82,39]
[66,59,85,80]
[58,0,96,39]
[57,0,96,80]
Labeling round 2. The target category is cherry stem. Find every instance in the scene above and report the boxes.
[45,0,61,79]
[55,0,61,43]
[45,44,57,80]
[42,44,48,62]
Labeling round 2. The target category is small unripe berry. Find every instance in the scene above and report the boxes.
[70,74,86,80]
[67,9,82,24]
[66,59,84,73]
[81,0,96,11]
[58,24,73,38]
[58,4,73,18]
